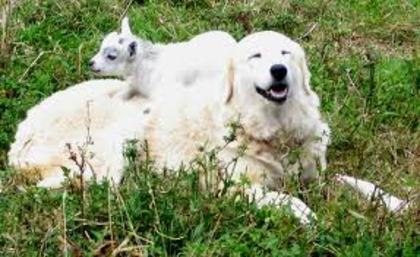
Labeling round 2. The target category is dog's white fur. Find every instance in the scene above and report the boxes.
[90,17,236,98]
[8,79,149,188]
[144,31,331,224]
[334,174,412,213]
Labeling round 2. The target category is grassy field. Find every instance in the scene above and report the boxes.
[0,0,419,256]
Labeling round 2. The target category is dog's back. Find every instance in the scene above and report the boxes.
[8,79,148,188]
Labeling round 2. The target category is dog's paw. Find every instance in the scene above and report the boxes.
[252,190,317,225]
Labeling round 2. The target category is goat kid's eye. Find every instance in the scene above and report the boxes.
[107,54,117,60]
[281,50,290,55]
[248,53,262,60]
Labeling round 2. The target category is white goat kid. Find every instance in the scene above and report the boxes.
[89,17,236,99]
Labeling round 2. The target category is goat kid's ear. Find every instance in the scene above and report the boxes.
[121,16,132,35]
[128,41,137,58]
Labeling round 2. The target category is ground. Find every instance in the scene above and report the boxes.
[0,0,418,256]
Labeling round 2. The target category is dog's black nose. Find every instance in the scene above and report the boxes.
[88,60,94,68]
[270,64,287,81]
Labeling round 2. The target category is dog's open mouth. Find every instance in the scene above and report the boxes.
[255,83,288,104]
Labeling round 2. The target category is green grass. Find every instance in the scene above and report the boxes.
[0,0,419,256]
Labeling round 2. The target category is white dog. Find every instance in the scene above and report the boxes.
[144,31,331,224]
[89,17,236,99]
[7,79,149,188]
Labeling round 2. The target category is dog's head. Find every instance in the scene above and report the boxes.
[89,17,141,77]
[226,31,317,108]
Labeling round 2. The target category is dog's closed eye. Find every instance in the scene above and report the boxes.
[281,50,290,55]
[248,53,262,60]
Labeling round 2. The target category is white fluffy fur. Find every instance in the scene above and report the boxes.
[144,31,331,224]
[90,17,236,98]
[8,79,150,188]
[334,174,412,213]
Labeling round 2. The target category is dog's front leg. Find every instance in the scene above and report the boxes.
[244,184,317,225]
[333,174,412,213]
[300,121,330,181]
[218,149,316,225]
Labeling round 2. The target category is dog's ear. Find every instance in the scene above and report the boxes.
[299,56,320,107]
[128,41,137,58]
[224,58,235,104]
[121,16,132,35]
[299,57,311,95]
